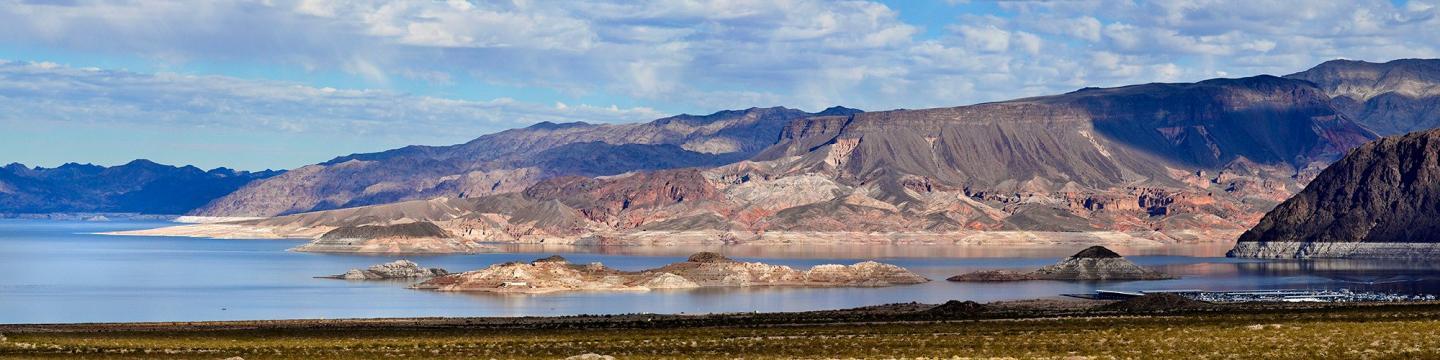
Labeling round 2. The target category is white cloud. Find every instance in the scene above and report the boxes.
[957,25,1011,52]
[0,0,1436,126]
[0,61,665,139]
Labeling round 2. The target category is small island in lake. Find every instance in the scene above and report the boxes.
[320,260,450,280]
[948,246,1174,282]
[412,252,929,293]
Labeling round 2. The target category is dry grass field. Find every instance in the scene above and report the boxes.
[4,300,1440,359]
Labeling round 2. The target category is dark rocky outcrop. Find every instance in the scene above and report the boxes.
[0,160,278,214]
[1229,128,1440,259]
[1098,293,1208,312]
[948,246,1174,281]
[925,300,988,316]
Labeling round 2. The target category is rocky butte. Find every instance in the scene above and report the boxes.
[411,252,929,294]
[948,246,1173,281]
[1228,128,1440,259]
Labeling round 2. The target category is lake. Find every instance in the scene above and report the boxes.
[2,219,1438,324]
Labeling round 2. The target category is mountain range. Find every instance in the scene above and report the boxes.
[0,160,279,215]
[107,59,1440,251]
[15,59,1440,251]
[190,106,859,217]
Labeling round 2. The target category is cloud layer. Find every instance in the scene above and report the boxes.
[1,0,1438,169]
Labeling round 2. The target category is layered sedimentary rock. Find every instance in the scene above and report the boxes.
[1228,129,1440,259]
[411,252,928,293]
[322,260,449,280]
[291,221,493,254]
[1286,59,1440,136]
[948,246,1173,281]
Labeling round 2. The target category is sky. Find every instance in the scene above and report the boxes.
[1,0,1438,171]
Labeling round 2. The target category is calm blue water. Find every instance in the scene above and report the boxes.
[2,219,1439,324]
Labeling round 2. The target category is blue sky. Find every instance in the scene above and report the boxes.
[1,0,1437,170]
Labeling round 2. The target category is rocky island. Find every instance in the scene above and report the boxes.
[412,252,928,293]
[1229,128,1440,259]
[948,246,1173,281]
[319,260,449,280]
[290,222,494,254]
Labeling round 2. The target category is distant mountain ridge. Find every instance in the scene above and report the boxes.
[193,106,853,217]
[132,70,1397,249]
[0,160,280,214]
[34,58,1440,242]
[1286,58,1440,136]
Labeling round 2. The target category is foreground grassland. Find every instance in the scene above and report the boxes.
[4,302,1440,359]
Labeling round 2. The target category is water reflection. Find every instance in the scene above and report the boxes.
[3,219,1439,324]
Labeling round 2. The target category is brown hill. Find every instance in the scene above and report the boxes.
[1229,128,1440,259]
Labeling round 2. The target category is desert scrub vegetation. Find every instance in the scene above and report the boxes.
[4,306,1440,359]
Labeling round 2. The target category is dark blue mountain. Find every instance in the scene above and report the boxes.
[0,160,281,214]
